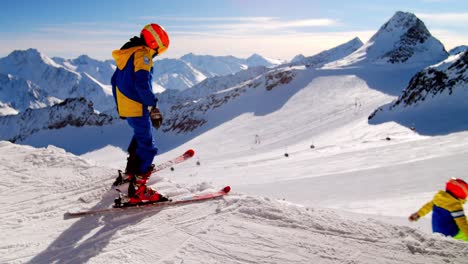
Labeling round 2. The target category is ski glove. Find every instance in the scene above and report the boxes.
[408,212,420,222]
[150,106,163,129]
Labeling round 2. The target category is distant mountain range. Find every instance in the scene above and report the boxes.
[0,49,115,115]
[0,11,466,144]
[0,49,283,115]
[153,53,285,92]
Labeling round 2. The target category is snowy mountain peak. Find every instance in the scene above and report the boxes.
[3,48,61,69]
[378,11,420,34]
[326,11,448,67]
[291,54,306,63]
[246,53,264,60]
[245,53,281,67]
[74,54,92,62]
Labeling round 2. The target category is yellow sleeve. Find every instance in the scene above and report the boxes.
[417,201,434,218]
[133,49,152,72]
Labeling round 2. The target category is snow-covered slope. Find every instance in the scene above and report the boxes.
[177,66,270,100]
[449,45,468,55]
[327,11,448,67]
[1,141,467,264]
[0,73,61,115]
[369,51,468,135]
[153,58,207,92]
[0,97,113,142]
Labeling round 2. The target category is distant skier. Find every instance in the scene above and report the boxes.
[255,134,261,144]
[408,178,468,241]
[111,23,170,204]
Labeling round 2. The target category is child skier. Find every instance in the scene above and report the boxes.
[409,178,468,241]
[111,23,169,205]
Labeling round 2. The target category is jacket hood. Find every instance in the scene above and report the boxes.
[112,46,156,70]
[433,190,462,208]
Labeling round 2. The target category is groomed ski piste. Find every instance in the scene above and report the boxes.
[1,140,467,264]
[3,63,468,264]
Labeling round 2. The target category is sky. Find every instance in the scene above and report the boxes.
[0,0,467,61]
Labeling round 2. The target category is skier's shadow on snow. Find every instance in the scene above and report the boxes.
[28,194,161,264]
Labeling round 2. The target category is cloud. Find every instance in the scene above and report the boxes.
[0,16,357,61]
[202,18,339,32]
[418,0,451,2]
[429,29,468,50]
[36,23,137,37]
[31,16,340,41]
[140,16,276,23]
[140,16,339,34]
[0,29,374,61]
[416,12,468,24]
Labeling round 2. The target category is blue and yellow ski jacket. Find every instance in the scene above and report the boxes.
[111,46,158,118]
[417,190,468,240]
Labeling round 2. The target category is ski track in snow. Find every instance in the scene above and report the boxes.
[1,141,467,264]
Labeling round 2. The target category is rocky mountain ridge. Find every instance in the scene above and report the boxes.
[326,11,448,67]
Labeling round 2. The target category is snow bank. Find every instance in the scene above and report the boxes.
[0,142,466,264]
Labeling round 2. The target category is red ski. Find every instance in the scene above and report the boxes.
[64,186,231,219]
[151,149,195,174]
[112,149,195,188]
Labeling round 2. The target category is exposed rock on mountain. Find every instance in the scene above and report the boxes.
[369,51,468,135]
[0,97,113,142]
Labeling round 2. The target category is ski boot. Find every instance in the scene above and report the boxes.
[127,184,170,205]
[113,167,169,208]
[112,164,156,190]
[114,184,170,208]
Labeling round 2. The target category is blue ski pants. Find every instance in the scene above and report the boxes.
[127,116,158,174]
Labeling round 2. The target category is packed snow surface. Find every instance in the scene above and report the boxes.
[1,141,467,264]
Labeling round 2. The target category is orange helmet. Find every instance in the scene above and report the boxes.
[141,23,169,55]
[446,178,468,199]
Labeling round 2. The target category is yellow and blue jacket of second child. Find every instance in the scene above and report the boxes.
[417,190,468,239]
[111,46,158,118]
